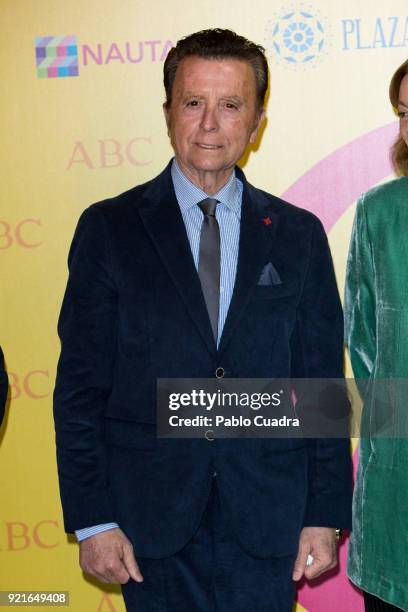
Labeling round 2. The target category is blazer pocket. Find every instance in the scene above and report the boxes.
[252,282,298,300]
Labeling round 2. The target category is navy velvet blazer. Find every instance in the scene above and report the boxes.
[54,163,352,559]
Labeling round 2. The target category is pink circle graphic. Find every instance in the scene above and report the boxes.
[282,122,397,231]
[281,121,398,612]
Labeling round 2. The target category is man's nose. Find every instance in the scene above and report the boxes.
[200,106,219,131]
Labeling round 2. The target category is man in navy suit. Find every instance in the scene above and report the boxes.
[54,29,352,611]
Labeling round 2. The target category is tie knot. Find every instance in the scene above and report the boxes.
[198,198,219,217]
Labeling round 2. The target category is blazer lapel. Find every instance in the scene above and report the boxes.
[218,176,278,355]
[138,166,216,355]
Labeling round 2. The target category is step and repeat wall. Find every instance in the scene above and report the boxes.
[1,1,406,610]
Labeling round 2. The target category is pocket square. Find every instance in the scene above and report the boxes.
[257,262,282,286]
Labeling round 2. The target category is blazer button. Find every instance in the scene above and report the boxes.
[215,367,225,378]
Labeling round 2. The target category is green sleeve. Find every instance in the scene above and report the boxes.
[345,195,377,383]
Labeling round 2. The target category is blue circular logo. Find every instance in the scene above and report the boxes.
[265,7,329,69]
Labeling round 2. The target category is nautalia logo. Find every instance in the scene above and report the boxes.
[265,5,330,70]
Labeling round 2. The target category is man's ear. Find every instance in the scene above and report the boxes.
[163,102,171,133]
[250,108,266,144]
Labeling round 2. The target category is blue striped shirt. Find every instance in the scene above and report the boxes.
[76,159,243,541]
[171,159,242,344]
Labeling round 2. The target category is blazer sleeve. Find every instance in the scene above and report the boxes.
[344,195,377,385]
[290,216,353,529]
[53,205,118,533]
[0,346,8,427]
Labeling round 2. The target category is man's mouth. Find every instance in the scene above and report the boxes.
[196,143,222,150]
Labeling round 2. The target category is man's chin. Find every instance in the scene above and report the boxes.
[186,158,231,175]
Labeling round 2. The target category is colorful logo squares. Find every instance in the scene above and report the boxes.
[35,35,79,78]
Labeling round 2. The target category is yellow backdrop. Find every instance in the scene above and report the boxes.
[1,1,407,610]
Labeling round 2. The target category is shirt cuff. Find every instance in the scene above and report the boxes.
[75,522,119,541]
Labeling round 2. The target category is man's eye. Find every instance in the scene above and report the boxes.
[398,111,408,119]
[186,100,200,107]
[225,102,238,110]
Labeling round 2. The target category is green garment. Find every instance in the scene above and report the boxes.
[345,177,408,611]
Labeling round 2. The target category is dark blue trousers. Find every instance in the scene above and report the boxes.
[122,478,296,611]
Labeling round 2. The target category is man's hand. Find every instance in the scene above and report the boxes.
[292,527,338,581]
[79,528,143,584]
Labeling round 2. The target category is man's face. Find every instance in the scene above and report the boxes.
[164,56,265,191]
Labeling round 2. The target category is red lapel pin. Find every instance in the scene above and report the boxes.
[262,217,272,226]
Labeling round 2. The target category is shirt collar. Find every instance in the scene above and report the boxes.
[171,158,241,217]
